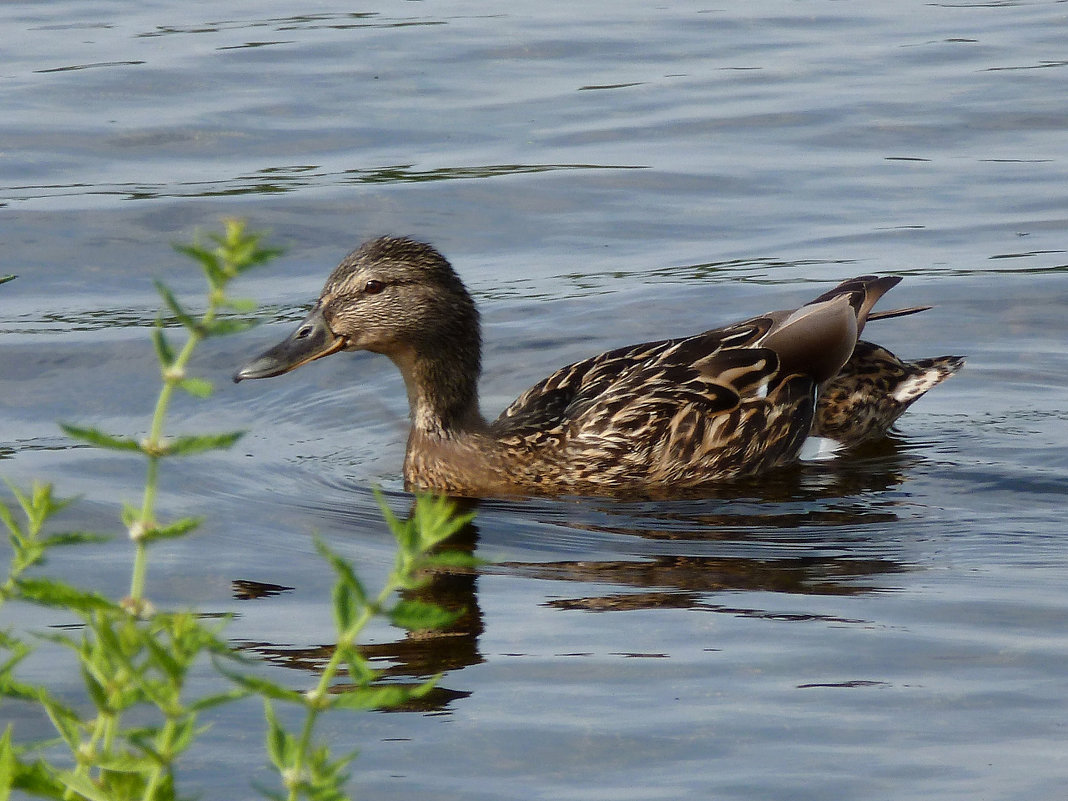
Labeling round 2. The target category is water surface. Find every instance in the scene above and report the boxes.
[2,2,1067,799]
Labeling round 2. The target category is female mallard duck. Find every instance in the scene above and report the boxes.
[234,237,963,497]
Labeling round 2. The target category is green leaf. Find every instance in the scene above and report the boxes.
[173,243,226,287]
[188,687,249,713]
[201,318,257,338]
[3,481,75,535]
[177,377,213,398]
[0,637,32,677]
[154,280,198,331]
[139,516,201,544]
[59,424,142,453]
[167,717,199,758]
[7,756,67,799]
[151,323,175,367]
[372,489,406,540]
[263,700,288,769]
[3,486,32,531]
[56,770,115,801]
[0,726,16,801]
[80,664,109,712]
[85,749,157,773]
[160,431,244,457]
[88,616,124,662]
[0,677,40,704]
[336,643,374,686]
[419,550,484,571]
[14,577,116,612]
[225,297,259,313]
[332,582,358,632]
[143,635,183,683]
[411,493,476,549]
[409,674,440,701]
[212,660,306,705]
[33,482,75,516]
[212,222,285,275]
[40,531,111,549]
[39,696,82,751]
[329,683,427,711]
[388,599,461,632]
[0,503,21,539]
[314,539,368,606]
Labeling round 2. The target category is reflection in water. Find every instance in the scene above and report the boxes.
[497,438,919,613]
[228,442,921,706]
[502,555,898,618]
[231,579,293,600]
[230,503,483,713]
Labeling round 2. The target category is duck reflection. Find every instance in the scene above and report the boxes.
[229,440,919,709]
[502,439,918,614]
[501,553,902,617]
[230,501,483,712]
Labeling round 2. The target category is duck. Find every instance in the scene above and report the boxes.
[234,237,963,498]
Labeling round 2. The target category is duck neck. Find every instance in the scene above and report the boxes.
[392,345,486,438]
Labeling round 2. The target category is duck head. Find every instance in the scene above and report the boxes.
[234,236,481,383]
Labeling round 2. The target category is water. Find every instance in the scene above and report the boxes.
[3,1,1067,798]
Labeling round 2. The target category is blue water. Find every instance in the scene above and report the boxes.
[2,2,1067,799]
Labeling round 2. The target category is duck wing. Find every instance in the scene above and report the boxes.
[557,341,820,486]
[490,317,772,441]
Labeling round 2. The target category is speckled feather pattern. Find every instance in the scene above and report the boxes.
[813,341,964,446]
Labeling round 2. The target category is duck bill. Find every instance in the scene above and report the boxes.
[233,307,347,382]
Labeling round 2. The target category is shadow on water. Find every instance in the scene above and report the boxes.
[225,437,923,711]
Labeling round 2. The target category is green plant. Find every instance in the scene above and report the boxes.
[0,222,477,801]
[239,494,473,801]
[61,220,277,614]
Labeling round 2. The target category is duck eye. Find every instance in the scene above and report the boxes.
[363,279,386,295]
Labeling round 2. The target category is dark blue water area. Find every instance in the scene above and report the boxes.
[2,2,1067,799]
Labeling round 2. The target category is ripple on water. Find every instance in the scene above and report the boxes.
[4,2,1068,800]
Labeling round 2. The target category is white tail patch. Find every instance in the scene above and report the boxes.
[892,369,947,403]
[799,435,844,462]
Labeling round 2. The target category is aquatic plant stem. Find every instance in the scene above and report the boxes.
[142,716,180,801]
[67,709,115,801]
[129,303,215,603]
[287,581,392,800]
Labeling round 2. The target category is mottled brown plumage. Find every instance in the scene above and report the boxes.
[814,341,964,446]
[235,237,963,497]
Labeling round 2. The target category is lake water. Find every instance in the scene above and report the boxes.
[3,1,1067,798]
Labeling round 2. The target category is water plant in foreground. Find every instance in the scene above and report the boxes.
[0,222,476,801]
